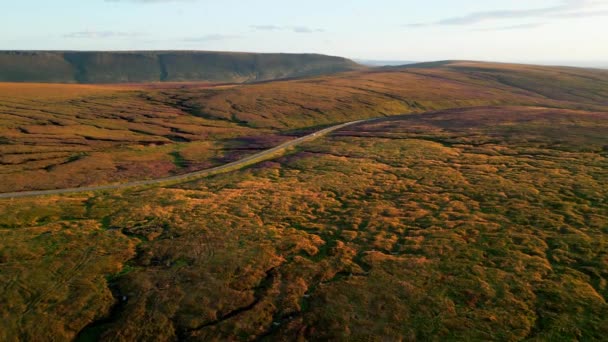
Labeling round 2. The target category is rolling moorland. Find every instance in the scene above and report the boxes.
[0,61,607,341]
[2,61,607,193]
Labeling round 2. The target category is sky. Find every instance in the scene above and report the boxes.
[2,0,607,66]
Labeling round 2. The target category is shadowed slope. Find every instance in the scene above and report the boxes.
[0,51,361,84]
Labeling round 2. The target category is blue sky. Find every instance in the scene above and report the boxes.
[2,0,607,65]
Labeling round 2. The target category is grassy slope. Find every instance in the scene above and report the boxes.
[1,106,606,340]
[154,61,608,129]
[0,51,361,84]
[2,61,608,192]
[0,83,279,192]
[419,61,608,105]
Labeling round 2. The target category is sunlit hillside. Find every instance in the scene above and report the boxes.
[2,62,607,193]
[0,61,607,341]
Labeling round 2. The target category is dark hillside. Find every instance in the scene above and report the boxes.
[0,51,361,84]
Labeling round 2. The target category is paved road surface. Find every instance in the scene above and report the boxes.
[0,119,371,199]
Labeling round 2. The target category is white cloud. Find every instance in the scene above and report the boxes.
[251,25,325,34]
[181,34,241,42]
[64,31,142,38]
[407,0,608,27]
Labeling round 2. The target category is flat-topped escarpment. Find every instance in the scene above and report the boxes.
[0,51,361,84]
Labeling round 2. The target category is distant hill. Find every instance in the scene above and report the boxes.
[0,51,361,84]
[355,59,417,67]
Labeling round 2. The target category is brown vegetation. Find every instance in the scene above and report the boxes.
[2,61,608,193]
[1,105,606,340]
[0,62,607,340]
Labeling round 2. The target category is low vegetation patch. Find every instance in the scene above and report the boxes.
[1,106,606,340]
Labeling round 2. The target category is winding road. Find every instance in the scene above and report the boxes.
[0,119,371,199]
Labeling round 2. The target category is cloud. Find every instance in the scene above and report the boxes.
[250,25,282,31]
[551,9,608,17]
[181,34,241,42]
[292,26,325,33]
[474,23,545,32]
[64,31,141,38]
[406,0,608,27]
[250,25,325,33]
